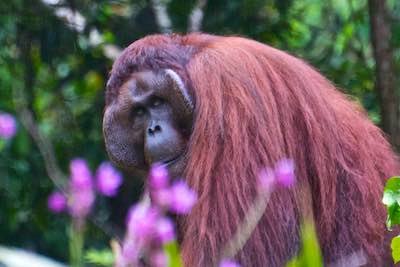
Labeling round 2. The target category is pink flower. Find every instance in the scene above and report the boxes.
[118,169,198,266]
[155,217,175,244]
[170,181,197,214]
[258,167,276,191]
[275,158,295,187]
[219,259,241,267]
[152,188,172,209]
[68,158,94,218]
[0,113,17,139]
[149,163,169,190]
[70,158,92,189]
[118,239,139,267]
[96,162,123,197]
[149,250,168,267]
[69,188,95,218]
[47,191,66,213]
[126,203,159,241]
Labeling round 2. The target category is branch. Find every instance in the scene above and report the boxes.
[13,33,121,239]
[368,0,400,149]
[150,0,172,33]
[188,0,207,32]
[14,90,122,239]
[13,89,67,192]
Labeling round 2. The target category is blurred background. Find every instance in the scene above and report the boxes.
[0,0,399,264]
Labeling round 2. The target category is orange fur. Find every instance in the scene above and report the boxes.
[107,33,399,266]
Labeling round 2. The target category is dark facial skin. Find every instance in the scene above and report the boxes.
[103,70,193,178]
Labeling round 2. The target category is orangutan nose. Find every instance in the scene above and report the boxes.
[148,123,162,136]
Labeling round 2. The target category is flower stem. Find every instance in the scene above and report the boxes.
[69,219,85,267]
[221,189,272,261]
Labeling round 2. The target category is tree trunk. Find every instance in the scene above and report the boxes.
[368,0,400,150]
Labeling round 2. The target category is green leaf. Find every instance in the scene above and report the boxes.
[85,249,114,267]
[301,223,323,267]
[286,258,300,267]
[384,177,400,192]
[383,191,396,206]
[391,235,400,263]
[383,177,400,229]
[164,241,183,267]
[386,204,400,230]
[285,221,323,267]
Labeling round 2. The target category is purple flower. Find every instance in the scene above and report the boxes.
[219,259,241,267]
[126,203,159,241]
[149,163,169,190]
[0,113,17,139]
[149,250,168,267]
[118,239,139,267]
[152,188,172,209]
[68,158,94,218]
[69,188,95,218]
[70,158,92,189]
[275,158,295,187]
[155,217,175,244]
[258,167,276,191]
[47,191,66,213]
[96,162,123,197]
[170,181,197,214]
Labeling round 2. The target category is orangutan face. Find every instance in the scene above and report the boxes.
[103,69,194,178]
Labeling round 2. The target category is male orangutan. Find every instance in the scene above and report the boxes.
[103,33,399,266]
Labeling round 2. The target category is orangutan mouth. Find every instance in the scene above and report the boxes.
[162,154,182,166]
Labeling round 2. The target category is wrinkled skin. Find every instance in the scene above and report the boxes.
[103,69,193,178]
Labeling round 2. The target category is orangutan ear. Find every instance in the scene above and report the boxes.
[164,69,194,113]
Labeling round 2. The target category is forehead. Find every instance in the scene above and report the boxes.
[126,71,159,91]
[119,70,167,99]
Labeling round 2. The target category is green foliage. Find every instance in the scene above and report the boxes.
[383,176,400,229]
[85,248,114,267]
[0,0,399,264]
[391,235,400,264]
[286,222,323,267]
[383,176,400,264]
[164,241,183,267]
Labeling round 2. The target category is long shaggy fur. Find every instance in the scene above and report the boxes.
[106,33,399,266]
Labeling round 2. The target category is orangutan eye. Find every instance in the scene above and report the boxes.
[150,97,164,108]
[132,106,146,117]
